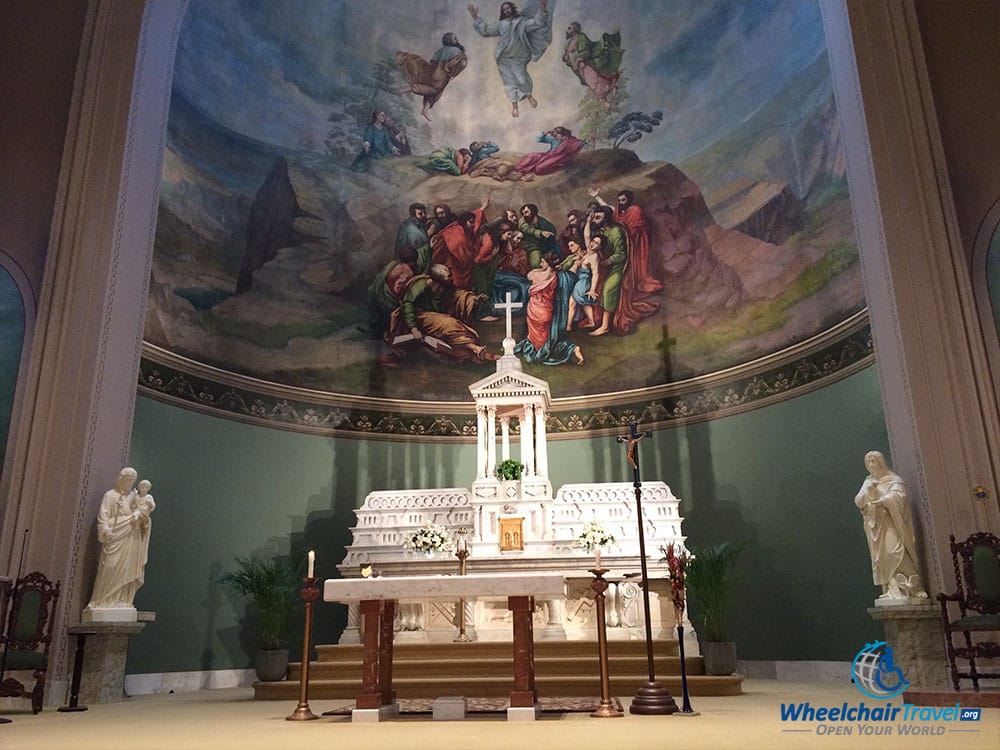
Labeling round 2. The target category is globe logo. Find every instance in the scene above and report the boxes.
[852,640,909,700]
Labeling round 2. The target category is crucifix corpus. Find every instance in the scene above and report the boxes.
[614,422,678,715]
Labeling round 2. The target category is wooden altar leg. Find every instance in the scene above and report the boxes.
[377,600,396,706]
[356,599,385,709]
[508,595,537,708]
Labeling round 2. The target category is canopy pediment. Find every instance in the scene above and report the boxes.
[468,370,551,407]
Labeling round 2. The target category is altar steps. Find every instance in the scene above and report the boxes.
[253,640,743,700]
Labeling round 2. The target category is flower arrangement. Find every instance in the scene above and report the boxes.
[577,520,616,552]
[403,523,455,554]
[662,543,689,626]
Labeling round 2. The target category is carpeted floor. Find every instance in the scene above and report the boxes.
[1,681,998,750]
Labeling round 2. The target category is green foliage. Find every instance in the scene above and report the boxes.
[609,110,664,149]
[682,541,746,642]
[496,459,524,481]
[326,55,420,159]
[806,173,849,212]
[218,555,300,650]
[577,71,630,149]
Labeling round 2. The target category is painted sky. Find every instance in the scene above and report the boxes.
[174,0,827,162]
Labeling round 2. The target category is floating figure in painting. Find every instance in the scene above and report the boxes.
[350,111,403,172]
[515,126,587,176]
[381,264,499,366]
[563,22,623,102]
[469,0,553,118]
[396,32,469,122]
[515,252,583,365]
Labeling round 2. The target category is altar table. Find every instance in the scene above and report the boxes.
[323,572,566,721]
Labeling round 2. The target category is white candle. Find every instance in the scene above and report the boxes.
[307,550,315,578]
[594,547,602,568]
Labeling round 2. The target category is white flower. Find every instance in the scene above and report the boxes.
[577,520,616,552]
[402,523,455,553]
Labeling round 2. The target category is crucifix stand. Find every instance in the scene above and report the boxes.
[616,422,679,715]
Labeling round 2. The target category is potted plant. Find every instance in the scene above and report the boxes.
[680,541,746,675]
[219,554,300,682]
[496,459,524,481]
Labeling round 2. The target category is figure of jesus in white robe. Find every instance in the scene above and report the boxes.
[470,1,554,115]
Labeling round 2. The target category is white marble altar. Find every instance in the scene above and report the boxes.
[337,326,692,649]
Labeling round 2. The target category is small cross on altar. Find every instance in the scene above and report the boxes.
[494,292,523,362]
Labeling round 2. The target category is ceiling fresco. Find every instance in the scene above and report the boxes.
[142,0,870,437]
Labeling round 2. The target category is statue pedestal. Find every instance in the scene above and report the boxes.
[66,615,150,704]
[868,602,946,688]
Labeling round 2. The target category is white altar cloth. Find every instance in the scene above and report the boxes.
[323,572,566,603]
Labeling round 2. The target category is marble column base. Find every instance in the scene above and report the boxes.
[67,621,146,704]
[351,703,399,723]
[81,606,137,623]
[868,602,947,689]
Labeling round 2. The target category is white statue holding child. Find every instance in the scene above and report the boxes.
[83,467,156,622]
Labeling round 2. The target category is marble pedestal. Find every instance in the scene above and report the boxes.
[66,619,147,704]
[868,602,947,688]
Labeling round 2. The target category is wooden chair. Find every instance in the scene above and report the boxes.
[0,571,61,713]
[937,532,1000,691]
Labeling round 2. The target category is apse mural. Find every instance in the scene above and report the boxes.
[143,0,869,435]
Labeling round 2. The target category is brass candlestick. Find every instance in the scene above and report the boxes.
[590,568,623,718]
[287,576,319,721]
[454,529,472,642]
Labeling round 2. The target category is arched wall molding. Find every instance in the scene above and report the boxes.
[971,196,1000,408]
[0,250,36,529]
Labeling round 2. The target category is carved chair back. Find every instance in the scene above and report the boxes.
[0,571,61,713]
[938,532,1000,691]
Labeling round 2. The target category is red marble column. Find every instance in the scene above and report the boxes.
[508,595,537,708]
[356,599,388,709]
[378,600,396,705]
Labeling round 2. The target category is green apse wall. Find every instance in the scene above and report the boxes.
[125,365,889,675]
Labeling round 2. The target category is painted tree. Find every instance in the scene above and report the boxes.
[325,56,426,160]
[609,110,664,149]
[576,71,630,149]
